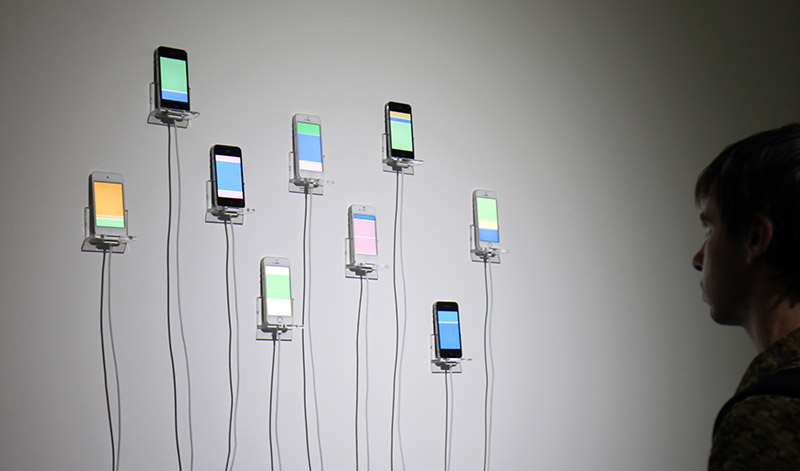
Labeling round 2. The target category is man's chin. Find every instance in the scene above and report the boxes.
[709,309,741,326]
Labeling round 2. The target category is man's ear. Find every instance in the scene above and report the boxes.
[746,214,774,264]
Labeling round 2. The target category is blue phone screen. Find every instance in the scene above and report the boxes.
[437,310,461,350]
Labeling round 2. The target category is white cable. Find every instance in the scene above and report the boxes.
[173,123,195,471]
[229,223,242,470]
[275,336,283,470]
[364,277,371,471]
[397,171,408,471]
[447,372,454,471]
[307,193,325,471]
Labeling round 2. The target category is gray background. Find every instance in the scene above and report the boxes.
[2,1,799,469]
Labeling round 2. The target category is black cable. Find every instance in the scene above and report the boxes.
[390,169,402,471]
[224,221,234,471]
[354,275,365,471]
[99,249,115,471]
[482,259,491,471]
[166,124,183,471]
[300,189,312,471]
[268,336,277,471]
[107,252,122,471]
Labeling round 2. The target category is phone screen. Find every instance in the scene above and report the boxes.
[436,307,462,357]
[352,213,378,256]
[159,56,189,105]
[476,196,499,243]
[296,122,323,173]
[93,181,125,229]
[264,265,292,317]
[389,110,413,155]
[214,151,244,204]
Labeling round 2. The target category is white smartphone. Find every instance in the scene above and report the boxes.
[292,113,324,181]
[89,172,127,238]
[472,189,500,252]
[260,257,293,326]
[348,204,378,267]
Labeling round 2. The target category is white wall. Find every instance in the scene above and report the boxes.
[2,1,799,469]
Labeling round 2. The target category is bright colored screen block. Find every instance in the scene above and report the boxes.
[437,310,461,350]
[214,154,244,199]
[476,197,499,243]
[264,265,291,317]
[159,57,188,103]
[353,213,377,255]
[389,111,413,152]
[297,122,323,172]
[94,182,125,228]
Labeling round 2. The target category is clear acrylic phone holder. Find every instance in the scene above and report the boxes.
[430,334,470,374]
[344,238,379,280]
[255,297,298,341]
[288,152,329,196]
[204,181,254,225]
[81,207,136,254]
[147,83,199,128]
[469,225,502,264]
[381,133,422,175]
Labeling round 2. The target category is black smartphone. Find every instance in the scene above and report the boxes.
[433,301,462,359]
[384,101,414,160]
[210,145,245,208]
[154,46,190,111]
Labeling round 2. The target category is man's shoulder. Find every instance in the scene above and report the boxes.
[710,394,800,470]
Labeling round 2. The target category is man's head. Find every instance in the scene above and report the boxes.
[693,124,800,324]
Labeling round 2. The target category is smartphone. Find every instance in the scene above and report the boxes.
[154,46,190,111]
[260,257,293,326]
[348,204,378,267]
[384,101,414,160]
[210,145,245,208]
[292,113,324,181]
[472,189,500,252]
[433,301,462,359]
[89,172,127,239]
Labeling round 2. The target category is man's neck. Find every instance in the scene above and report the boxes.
[744,296,800,352]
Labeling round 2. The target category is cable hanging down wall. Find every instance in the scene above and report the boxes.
[223,220,235,471]
[300,189,325,471]
[165,123,195,471]
[98,250,117,471]
[482,260,495,471]
[352,273,374,471]
[390,169,410,471]
[354,275,365,471]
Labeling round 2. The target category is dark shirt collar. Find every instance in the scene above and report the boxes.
[737,327,800,393]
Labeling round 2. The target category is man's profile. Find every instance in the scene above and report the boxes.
[693,124,800,470]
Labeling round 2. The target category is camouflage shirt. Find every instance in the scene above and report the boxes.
[709,327,800,470]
